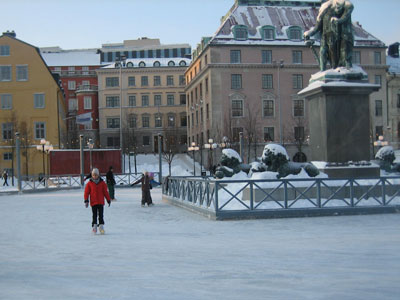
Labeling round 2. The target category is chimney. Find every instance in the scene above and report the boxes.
[388,43,399,58]
[3,30,16,38]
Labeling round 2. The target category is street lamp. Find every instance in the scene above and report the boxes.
[87,138,94,170]
[188,142,199,176]
[374,135,389,149]
[36,139,50,176]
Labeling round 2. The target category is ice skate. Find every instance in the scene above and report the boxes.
[92,224,98,234]
[99,224,105,235]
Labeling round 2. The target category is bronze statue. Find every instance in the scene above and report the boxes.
[304,0,354,71]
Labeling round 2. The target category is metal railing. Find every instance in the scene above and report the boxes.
[162,176,400,219]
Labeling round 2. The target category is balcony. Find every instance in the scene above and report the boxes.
[55,70,97,77]
[76,84,98,93]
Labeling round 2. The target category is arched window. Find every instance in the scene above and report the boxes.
[260,25,276,40]
[168,60,176,66]
[153,61,161,67]
[138,61,146,68]
[126,62,134,68]
[179,60,187,66]
[287,26,303,41]
[232,25,248,40]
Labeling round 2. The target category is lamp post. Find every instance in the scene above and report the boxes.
[374,135,388,149]
[188,142,199,176]
[205,138,218,175]
[274,60,284,144]
[87,138,94,170]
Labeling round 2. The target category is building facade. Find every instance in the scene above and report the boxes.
[41,48,101,148]
[0,32,67,176]
[97,57,190,154]
[185,0,388,164]
[387,43,400,148]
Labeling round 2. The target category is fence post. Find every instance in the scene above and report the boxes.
[215,181,219,213]
[15,132,22,193]
[284,181,288,209]
[382,178,386,206]
[317,179,321,208]
[350,179,354,207]
[250,182,254,210]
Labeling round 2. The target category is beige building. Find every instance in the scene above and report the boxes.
[0,31,66,176]
[387,43,400,148]
[97,57,190,154]
[185,0,388,163]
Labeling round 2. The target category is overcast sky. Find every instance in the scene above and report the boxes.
[1,0,399,50]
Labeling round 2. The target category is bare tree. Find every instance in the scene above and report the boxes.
[162,126,180,176]
[243,102,261,163]
[19,121,31,175]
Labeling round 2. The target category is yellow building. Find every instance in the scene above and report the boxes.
[0,31,66,176]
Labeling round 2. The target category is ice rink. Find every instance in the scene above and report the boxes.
[1,187,399,300]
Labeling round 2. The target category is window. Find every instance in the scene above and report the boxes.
[142,115,150,128]
[142,95,149,107]
[196,110,199,125]
[168,61,175,66]
[106,77,119,87]
[168,115,175,127]
[206,103,209,119]
[264,127,274,142]
[128,76,135,86]
[68,81,76,90]
[154,76,161,86]
[0,66,11,81]
[374,52,382,65]
[263,100,274,117]
[2,123,13,140]
[129,115,137,128]
[288,27,302,40]
[82,66,89,75]
[353,51,361,64]
[206,78,209,94]
[397,94,400,108]
[179,75,185,86]
[292,51,302,64]
[231,74,242,90]
[84,96,92,109]
[294,126,305,141]
[154,95,162,106]
[293,100,304,117]
[155,115,162,128]
[374,75,382,86]
[16,65,28,81]
[167,94,175,106]
[262,50,272,64]
[200,107,203,123]
[107,137,120,147]
[0,45,10,56]
[106,96,120,107]
[262,74,273,89]
[153,61,161,67]
[233,25,248,40]
[34,122,46,139]
[82,80,90,87]
[141,76,148,86]
[230,50,241,63]
[179,60,187,66]
[143,136,150,146]
[375,126,383,140]
[69,99,77,111]
[293,74,303,89]
[375,100,383,116]
[180,114,187,127]
[232,99,243,117]
[106,118,120,129]
[167,75,174,86]
[3,153,12,161]
[139,61,146,67]
[129,95,136,107]
[1,94,12,109]
[180,94,186,105]
[68,66,75,74]
[34,93,45,108]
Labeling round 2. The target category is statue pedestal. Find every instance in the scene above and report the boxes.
[299,68,380,166]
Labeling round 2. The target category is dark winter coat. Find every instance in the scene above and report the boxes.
[132,175,152,192]
[84,178,111,207]
[106,171,116,186]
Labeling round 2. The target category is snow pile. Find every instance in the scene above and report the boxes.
[222,149,242,163]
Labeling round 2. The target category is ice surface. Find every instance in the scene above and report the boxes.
[0,189,400,299]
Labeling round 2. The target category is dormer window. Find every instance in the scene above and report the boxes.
[179,60,187,66]
[153,61,161,67]
[168,60,176,66]
[288,26,303,41]
[233,25,248,40]
[138,61,146,67]
[260,26,275,40]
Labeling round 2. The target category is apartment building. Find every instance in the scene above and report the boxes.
[387,43,400,147]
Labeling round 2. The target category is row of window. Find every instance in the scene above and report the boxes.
[118,60,187,68]
[105,94,186,108]
[101,48,191,63]
[232,25,303,41]
[106,114,186,129]
[68,96,92,111]
[0,65,28,81]
[1,93,45,109]
[106,134,187,148]
[105,75,186,88]
[231,74,304,90]
[2,122,45,140]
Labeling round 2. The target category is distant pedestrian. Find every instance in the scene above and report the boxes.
[84,168,111,234]
[2,170,8,186]
[131,171,154,207]
[106,166,117,201]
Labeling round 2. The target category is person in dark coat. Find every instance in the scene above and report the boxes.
[2,170,9,186]
[106,166,117,201]
[84,168,111,234]
[131,171,154,207]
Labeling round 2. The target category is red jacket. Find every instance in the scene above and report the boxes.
[84,178,111,207]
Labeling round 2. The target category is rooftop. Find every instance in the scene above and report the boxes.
[100,57,192,69]
[40,48,101,67]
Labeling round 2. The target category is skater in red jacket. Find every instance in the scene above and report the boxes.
[84,168,111,234]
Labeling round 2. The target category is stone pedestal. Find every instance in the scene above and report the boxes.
[299,70,380,164]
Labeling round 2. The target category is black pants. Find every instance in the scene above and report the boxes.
[91,205,104,226]
[3,179,8,186]
[142,190,153,205]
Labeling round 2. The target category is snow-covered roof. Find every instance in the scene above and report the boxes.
[208,4,385,48]
[101,57,191,69]
[387,56,400,74]
[41,49,101,67]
